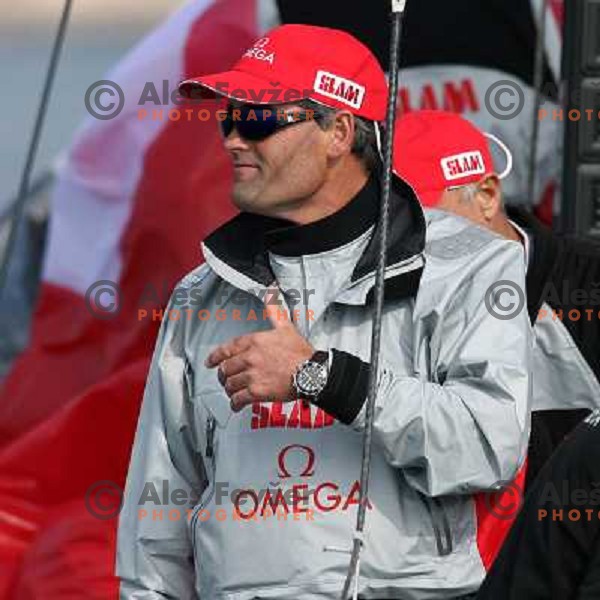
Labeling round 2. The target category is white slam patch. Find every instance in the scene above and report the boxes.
[313,70,365,110]
[440,151,486,182]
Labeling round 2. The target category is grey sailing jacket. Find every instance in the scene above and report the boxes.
[117,182,532,599]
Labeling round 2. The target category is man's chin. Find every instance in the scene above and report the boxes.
[232,196,283,220]
[231,188,262,213]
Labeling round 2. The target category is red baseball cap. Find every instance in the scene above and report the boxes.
[179,24,387,121]
[393,110,512,207]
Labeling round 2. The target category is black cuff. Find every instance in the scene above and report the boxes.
[316,349,370,425]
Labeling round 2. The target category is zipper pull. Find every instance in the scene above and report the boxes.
[205,416,216,458]
[184,358,194,398]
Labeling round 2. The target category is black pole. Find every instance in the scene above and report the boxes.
[0,0,74,299]
[340,2,406,598]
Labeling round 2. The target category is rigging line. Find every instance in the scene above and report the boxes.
[0,0,74,298]
[340,1,407,597]
[527,0,549,208]
[0,170,54,226]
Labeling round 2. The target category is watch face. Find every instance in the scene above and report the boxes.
[296,362,328,396]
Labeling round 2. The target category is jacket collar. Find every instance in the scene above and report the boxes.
[263,174,380,256]
[506,205,559,320]
[201,173,426,305]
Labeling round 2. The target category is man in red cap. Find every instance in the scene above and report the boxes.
[392,110,518,240]
[117,27,531,599]
[394,109,600,599]
[393,109,600,486]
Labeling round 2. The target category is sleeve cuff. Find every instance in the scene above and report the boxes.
[316,349,370,425]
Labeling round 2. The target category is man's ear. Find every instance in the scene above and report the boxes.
[476,174,503,221]
[326,111,355,159]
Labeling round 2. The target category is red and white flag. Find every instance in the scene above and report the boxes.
[0,0,277,597]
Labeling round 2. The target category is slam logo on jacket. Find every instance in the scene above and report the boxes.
[314,70,365,109]
[251,400,334,430]
[441,151,486,181]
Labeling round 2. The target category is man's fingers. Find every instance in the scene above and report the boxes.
[223,372,250,396]
[230,388,255,412]
[205,336,251,367]
[217,355,248,384]
[205,345,230,368]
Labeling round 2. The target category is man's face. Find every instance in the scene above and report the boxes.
[221,103,331,218]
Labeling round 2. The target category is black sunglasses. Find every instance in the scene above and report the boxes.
[218,105,321,141]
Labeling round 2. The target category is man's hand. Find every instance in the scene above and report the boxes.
[205,288,314,412]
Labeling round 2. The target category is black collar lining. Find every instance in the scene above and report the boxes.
[203,172,426,298]
[263,175,380,257]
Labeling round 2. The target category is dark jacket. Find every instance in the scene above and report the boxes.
[507,206,600,487]
[477,410,600,600]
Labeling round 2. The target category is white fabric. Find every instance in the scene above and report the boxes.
[530,0,563,84]
[268,227,373,337]
[398,64,563,209]
[43,0,214,293]
[510,219,532,265]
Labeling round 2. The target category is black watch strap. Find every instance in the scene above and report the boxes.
[294,350,329,403]
[310,350,329,365]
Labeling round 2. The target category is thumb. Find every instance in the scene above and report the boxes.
[263,286,293,329]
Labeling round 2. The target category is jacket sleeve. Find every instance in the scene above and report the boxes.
[116,293,207,599]
[317,240,532,497]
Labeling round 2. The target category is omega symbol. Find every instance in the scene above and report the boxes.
[253,37,270,49]
[277,444,315,478]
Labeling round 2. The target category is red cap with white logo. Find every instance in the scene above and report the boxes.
[393,110,512,207]
[178,24,387,121]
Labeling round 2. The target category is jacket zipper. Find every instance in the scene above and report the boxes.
[431,497,453,556]
[420,494,453,556]
[205,416,216,458]
[191,415,217,561]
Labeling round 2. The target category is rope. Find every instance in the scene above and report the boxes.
[0,0,74,299]
[340,3,407,597]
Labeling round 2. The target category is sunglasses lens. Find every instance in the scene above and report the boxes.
[220,106,309,141]
[218,109,234,138]
[236,107,279,141]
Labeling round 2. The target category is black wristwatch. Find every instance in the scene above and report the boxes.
[293,350,329,402]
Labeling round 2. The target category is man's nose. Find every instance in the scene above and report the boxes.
[223,127,251,154]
